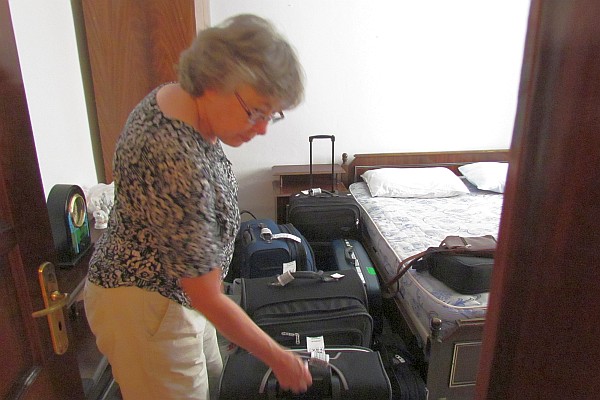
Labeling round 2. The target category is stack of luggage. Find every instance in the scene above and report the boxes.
[220,267,391,399]
[219,136,426,399]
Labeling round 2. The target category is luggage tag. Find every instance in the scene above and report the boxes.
[307,336,329,366]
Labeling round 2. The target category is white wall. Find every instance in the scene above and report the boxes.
[212,0,530,218]
[10,0,530,220]
[9,0,97,196]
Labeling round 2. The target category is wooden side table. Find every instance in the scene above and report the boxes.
[272,164,348,223]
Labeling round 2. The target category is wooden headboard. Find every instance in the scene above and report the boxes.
[341,149,510,187]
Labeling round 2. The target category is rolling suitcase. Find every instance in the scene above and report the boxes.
[287,135,361,266]
[227,218,316,280]
[219,346,392,400]
[331,238,383,336]
[240,269,373,348]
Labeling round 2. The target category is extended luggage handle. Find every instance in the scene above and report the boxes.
[308,134,336,193]
[259,352,349,398]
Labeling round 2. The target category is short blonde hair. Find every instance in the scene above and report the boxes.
[178,14,304,109]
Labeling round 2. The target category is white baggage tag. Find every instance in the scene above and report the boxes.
[307,336,329,365]
[283,261,297,274]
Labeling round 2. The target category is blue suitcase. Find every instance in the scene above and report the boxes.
[227,219,316,280]
[331,239,383,336]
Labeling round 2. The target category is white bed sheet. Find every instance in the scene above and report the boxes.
[349,181,504,340]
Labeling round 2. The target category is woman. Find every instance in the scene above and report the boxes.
[84,14,311,399]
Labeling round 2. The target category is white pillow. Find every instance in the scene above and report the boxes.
[458,162,508,193]
[361,167,469,198]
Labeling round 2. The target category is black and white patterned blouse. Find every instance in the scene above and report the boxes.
[87,85,240,308]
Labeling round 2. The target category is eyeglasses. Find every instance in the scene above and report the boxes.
[234,91,285,124]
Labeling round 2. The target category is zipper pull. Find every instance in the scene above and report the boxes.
[281,331,301,345]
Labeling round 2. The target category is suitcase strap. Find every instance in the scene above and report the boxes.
[343,239,367,286]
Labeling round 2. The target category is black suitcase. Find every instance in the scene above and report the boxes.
[219,347,392,400]
[374,332,428,400]
[331,238,383,336]
[240,269,373,348]
[287,135,361,266]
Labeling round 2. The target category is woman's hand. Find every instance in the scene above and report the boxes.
[270,350,312,394]
[181,269,312,393]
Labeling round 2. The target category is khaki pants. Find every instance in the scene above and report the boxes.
[84,281,223,400]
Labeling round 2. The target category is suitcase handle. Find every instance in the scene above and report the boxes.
[271,270,337,286]
[308,135,336,192]
[259,356,348,398]
[309,134,335,142]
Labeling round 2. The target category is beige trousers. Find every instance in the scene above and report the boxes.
[84,281,223,400]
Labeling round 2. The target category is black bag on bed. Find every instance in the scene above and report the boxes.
[385,235,497,295]
[412,253,495,294]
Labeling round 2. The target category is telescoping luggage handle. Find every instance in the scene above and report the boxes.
[309,135,336,193]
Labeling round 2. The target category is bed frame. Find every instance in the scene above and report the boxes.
[342,149,510,400]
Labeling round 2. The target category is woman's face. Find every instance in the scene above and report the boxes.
[208,85,282,147]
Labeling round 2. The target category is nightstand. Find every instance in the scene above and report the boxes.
[272,164,348,223]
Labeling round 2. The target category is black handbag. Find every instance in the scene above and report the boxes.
[385,235,497,295]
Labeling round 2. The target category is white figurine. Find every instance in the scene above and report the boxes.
[93,210,109,229]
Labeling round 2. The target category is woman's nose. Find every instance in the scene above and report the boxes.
[253,120,269,135]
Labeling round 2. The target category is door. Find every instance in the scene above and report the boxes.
[0,0,85,398]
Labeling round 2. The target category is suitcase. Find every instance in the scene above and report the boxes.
[374,332,428,400]
[287,135,361,267]
[226,218,316,281]
[240,269,373,348]
[331,238,383,336]
[219,346,392,400]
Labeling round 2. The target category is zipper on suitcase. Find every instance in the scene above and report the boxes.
[281,331,301,345]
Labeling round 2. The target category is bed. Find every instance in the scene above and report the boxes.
[341,150,509,400]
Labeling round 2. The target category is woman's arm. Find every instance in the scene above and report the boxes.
[180,269,312,393]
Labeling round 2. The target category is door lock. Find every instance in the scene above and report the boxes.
[31,262,69,355]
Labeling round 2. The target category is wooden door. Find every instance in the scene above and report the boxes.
[81,0,197,183]
[476,0,600,398]
[0,1,85,398]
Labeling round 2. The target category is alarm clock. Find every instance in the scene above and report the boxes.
[47,184,92,266]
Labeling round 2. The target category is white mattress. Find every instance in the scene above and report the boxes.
[349,181,503,340]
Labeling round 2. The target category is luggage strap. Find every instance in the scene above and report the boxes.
[343,239,366,285]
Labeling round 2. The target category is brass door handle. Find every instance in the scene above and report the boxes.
[31,290,69,318]
[32,262,69,354]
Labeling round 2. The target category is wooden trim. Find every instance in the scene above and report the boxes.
[344,149,510,186]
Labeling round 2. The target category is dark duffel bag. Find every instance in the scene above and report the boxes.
[413,253,494,294]
[219,346,392,400]
[226,218,316,281]
[240,269,373,348]
[331,238,383,336]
